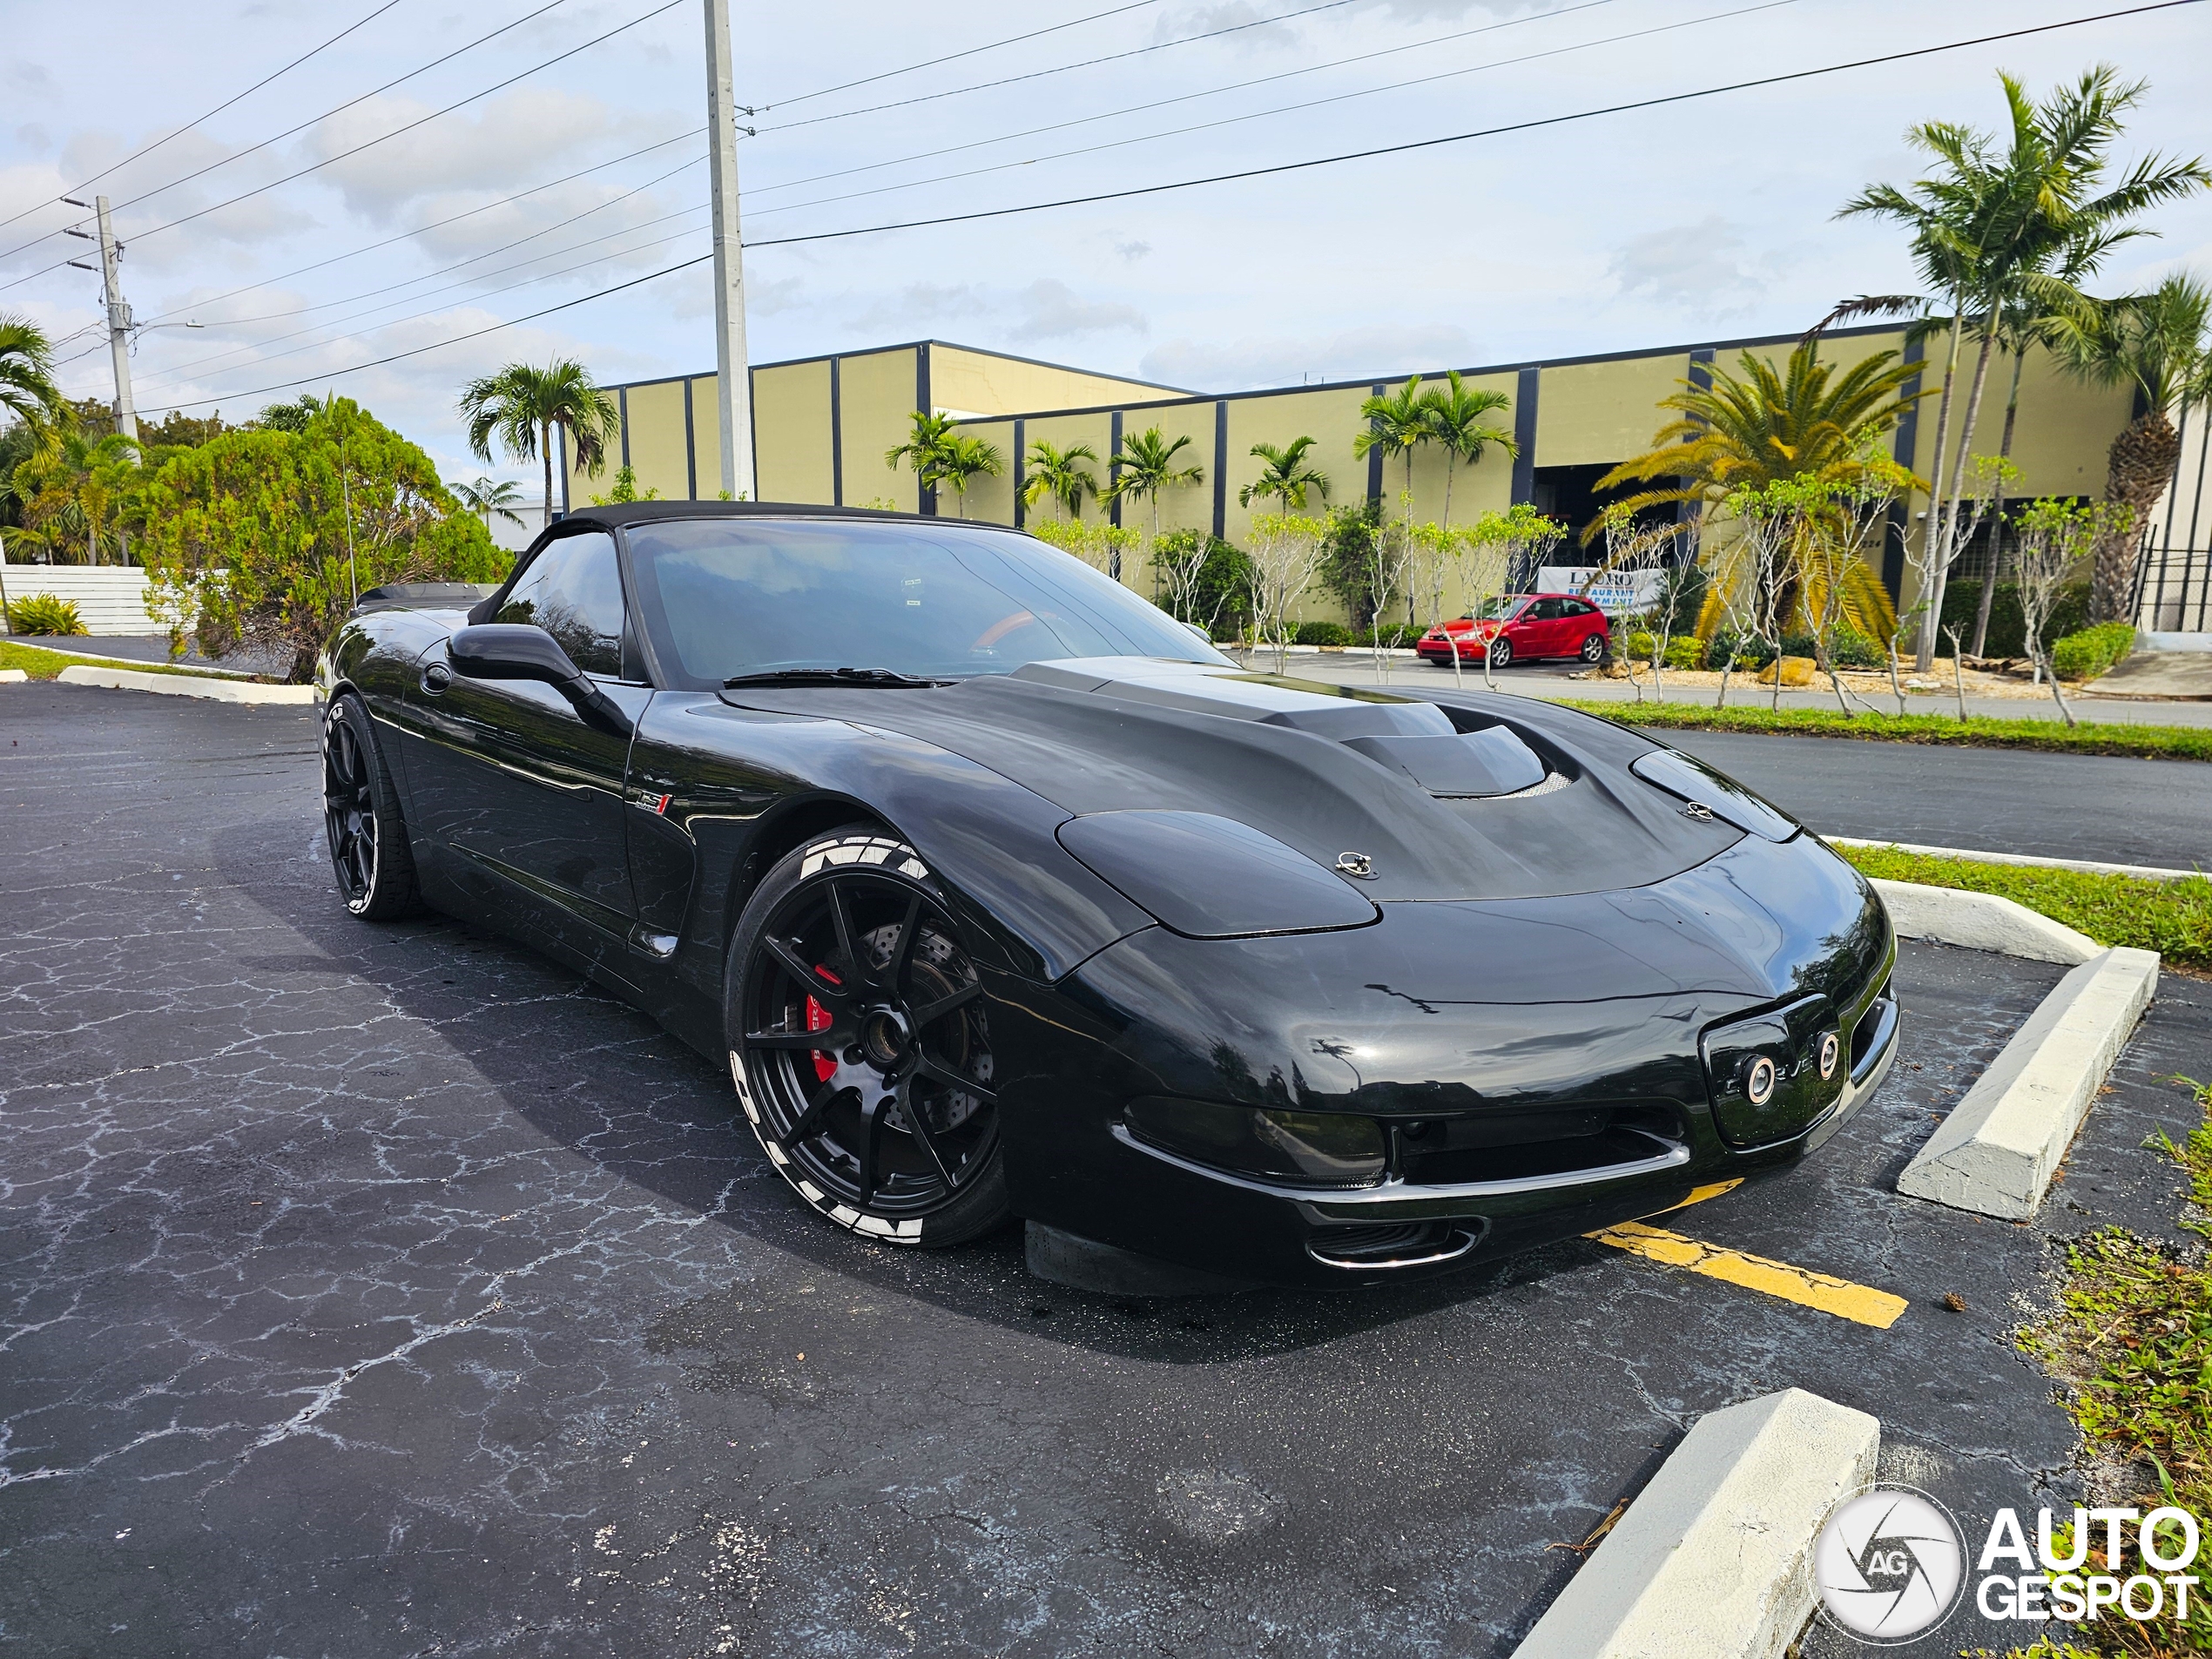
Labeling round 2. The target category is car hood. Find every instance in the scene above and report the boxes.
[717,657,1757,903]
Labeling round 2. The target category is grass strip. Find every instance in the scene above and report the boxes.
[1834,846,2212,974]
[0,638,261,683]
[2004,1076,2212,1658]
[1555,698,2212,763]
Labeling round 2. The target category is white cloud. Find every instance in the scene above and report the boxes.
[1008,279,1145,341]
[1153,3,1310,50]
[1141,321,1477,390]
[1115,239,1153,261]
[1608,214,1774,316]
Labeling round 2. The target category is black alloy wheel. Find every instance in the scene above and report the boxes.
[1580,631,1607,664]
[322,693,422,920]
[728,830,1007,1245]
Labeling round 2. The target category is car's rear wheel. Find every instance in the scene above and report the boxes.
[1580,631,1607,664]
[322,691,423,920]
[1488,637,1514,668]
[725,827,1008,1247]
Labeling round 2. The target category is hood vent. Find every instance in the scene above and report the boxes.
[1341,728,1548,798]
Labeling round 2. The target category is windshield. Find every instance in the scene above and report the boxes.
[1461,595,1530,622]
[623,517,1229,689]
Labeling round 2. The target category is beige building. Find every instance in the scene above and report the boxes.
[567,327,2147,624]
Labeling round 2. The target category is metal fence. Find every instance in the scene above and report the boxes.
[2133,398,2211,635]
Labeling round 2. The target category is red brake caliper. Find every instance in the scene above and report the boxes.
[807,966,840,1082]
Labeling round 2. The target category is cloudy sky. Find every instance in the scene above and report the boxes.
[3,0,2208,489]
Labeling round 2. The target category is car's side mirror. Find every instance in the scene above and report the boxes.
[448,623,631,738]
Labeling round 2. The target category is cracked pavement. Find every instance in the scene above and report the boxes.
[2,682,2206,1657]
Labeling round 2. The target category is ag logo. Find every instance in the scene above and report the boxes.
[1814,1485,1966,1642]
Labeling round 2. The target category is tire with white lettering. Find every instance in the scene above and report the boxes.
[724,826,1008,1245]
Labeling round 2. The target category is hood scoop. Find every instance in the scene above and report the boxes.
[1340,728,1548,798]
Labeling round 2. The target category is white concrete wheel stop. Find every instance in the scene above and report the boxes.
[1897,946,2161,1220]
[1512,1388,1880,1659]
[52,664,319,705]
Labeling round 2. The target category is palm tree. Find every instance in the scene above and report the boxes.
[14,428,140,563]
[1108,427,1204,572]
[885,408,961,508]
[458,360,619,530]
[1239,435,1330,514]
[933,434,1004,519]
[1022,439,1099,522]
[0,314,65,435]
[1352,376,1431,506]
[1595,341,1924,639]
[2047,273,2212,620]
[256,394,324,434]
[454,475,526,529]
[1838,68,2209,663]
[1419,371,1515,528]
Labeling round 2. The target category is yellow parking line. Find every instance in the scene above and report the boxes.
[1586,1221,1909,1329]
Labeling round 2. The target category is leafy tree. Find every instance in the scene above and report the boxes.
[11,428,142,563]
[2047,273,2212,620]
[1352,377,1431,508]
[459,359,620,531]
[1108,427,1204,565]
[1315,498,1384,630]
[1835,68,2208,661]
[137,397,507,682]
[1244,512,1330,674]
[588,464,662,505]
[1027,516,1139,579]
[455,475,527,528]
[1418,371,1515,527]
[885,408,961,504]
[0,314,67,435]
[1150,528,1252,639]
[1022,439,1100,522]
[933,434,1004,518]
[1239,436,1330,514]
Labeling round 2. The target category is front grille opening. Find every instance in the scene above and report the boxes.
[1395,1104,1682,1187]
[1849,976,1894,1074]
[1306,1220,1477,1270]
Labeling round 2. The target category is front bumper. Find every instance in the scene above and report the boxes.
[991,837,1897,1287]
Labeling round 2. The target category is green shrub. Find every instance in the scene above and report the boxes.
[1664,636,1704,669]
[2050,621,2135,683]
[4,593,88,635]
[1937,577,2090,657]
[1826,624,1885,668]
[1294,619,1354,647]
[1706,629,1775,670]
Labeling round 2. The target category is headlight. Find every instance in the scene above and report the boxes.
[1057,810,1379,939]
[1124,1096,1386,1187]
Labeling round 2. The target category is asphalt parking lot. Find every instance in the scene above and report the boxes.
[3,682,2208,1657]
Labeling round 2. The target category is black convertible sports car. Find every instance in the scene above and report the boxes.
[319,502,1897,1287]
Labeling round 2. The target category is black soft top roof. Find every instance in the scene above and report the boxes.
[554,500,1024,534]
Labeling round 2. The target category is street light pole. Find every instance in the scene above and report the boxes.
[702,0,756,502]
[93,195,138,449]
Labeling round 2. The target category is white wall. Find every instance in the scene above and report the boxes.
[0,564,156,634]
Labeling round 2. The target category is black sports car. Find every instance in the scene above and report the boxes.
[319,502,1897,1287]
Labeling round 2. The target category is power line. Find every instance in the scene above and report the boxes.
[760,0,1168,111]
[742,0,2209,249]
[743,0,1622,202]
[135,127,706,327]
[0,0,580,273]
[0,0,408,235]
[755,0,1368,134]
[142,0,2202,413]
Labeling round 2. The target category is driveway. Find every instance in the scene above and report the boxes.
[2,684,2204,1657]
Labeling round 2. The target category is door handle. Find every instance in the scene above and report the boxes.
[421,662,453,695]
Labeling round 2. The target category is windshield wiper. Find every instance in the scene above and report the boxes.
[722,666,953,689]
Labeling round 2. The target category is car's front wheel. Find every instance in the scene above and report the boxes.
[322,691,423,920]
[1488,636,1514,668]
[725,826,1008,1247]
[1580,631,1607,664]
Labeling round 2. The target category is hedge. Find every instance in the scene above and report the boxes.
[2050,622,2135,683]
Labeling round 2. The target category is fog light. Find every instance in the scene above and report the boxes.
[1123,1097,1386,1188]
[1743,1055,1778,1106]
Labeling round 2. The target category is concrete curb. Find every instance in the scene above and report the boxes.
[1898,946,2161,1220]
[1870,878,2101,965]
[0,668,26,684]
[53,665,319,705]
[1831,836,2202,883]
[1512,1388,1880,1659]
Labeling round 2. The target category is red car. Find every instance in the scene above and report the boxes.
[1416,592,1610,669]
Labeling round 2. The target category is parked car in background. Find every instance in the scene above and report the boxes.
[1418,593,1609,669]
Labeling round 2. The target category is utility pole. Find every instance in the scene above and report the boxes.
[65,195,139,448]
[702,0,755,502]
